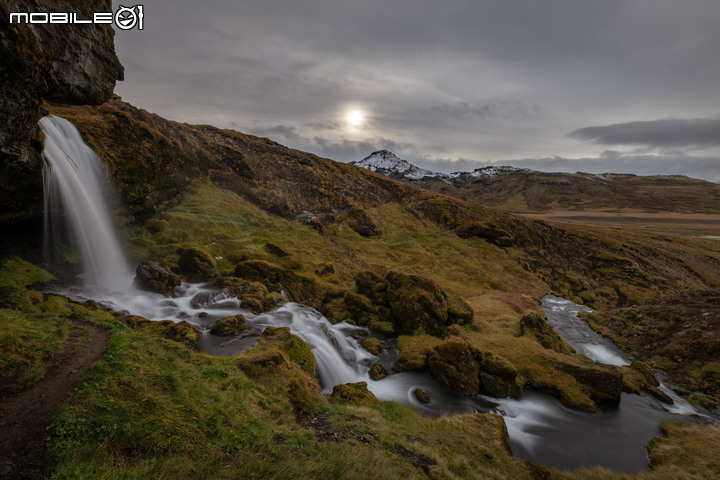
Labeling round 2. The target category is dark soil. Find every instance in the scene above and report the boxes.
[0,323,110,479]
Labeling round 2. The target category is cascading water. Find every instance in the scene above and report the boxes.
[40,115,714,473]
[41,115,133,292]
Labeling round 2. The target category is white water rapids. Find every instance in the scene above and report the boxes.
[40,115,714,473]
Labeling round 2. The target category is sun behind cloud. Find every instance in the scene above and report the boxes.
[346,109,365,128]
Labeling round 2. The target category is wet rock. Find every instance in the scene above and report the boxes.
[190,288,232,308]
[210,314,250,336]
[427,336,480,396]
[178,247,216,280]
[331,382,380,407]
[133,261,182,296]
[215,276,277,314]
[560,363,623,403]
[361,337,383,355]
[413,388,431,404]
[369,362,388,380]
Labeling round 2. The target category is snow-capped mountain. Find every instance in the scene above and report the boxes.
[351,150,438,181]
[351,150,522,183]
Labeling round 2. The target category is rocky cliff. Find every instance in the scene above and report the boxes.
[0,0,123,227]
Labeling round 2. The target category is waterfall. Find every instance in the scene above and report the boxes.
[40,115,133,292]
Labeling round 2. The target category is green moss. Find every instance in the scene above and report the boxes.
[396,335,441,371]
[210,314,250,336]
[361,337,383,355]
[331,382,380,408]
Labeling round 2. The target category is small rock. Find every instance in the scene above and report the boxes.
[413,388,430,404]
[369,362,388,380]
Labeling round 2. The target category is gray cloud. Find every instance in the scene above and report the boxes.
[426,102,545,121]
[569,117,720,150]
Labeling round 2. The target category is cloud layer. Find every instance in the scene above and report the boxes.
[569,118,720,149]
[112,0,720,181]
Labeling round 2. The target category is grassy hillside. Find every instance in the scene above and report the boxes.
[408,169,720,214]
[0,99,709,477]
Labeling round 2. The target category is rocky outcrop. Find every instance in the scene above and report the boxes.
[427,336,480,396]
[354,268,474,335]
[178,247,216,281]
[520,313,575,354]
[134,261,182,296]
[0,0,123,227]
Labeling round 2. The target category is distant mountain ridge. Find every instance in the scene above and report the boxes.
[351,150,523,182]
[352,151,720,214]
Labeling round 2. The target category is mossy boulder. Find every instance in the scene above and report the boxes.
[361,337,383,355]
[447,295,474,325]
[413,388,431,404]
[355,268,473,335]
[396,335,441,371]
[369,362,388,380]
[479,353,522,398]
[178,247,216,281]
[331,382,380,407]
[427,336,481,396]
[133,260,182,296]
[237,326,317,379]
[236,326,321,410]
[215,276,277,314]
[123,315,198,349]
[210,314,250,336]
[520,313,574,354]
[235,260,326,308]
[560,362,623,403]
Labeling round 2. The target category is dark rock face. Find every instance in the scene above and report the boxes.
[0,0,123,228]
[134,261,182,296]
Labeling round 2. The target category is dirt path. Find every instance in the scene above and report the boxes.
[0,323,110,479]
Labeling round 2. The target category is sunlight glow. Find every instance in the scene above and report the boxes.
[346,109,364,128]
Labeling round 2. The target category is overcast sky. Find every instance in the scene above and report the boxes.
[113,0,720,181]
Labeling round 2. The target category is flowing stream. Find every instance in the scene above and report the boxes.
[40,115,713,473]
